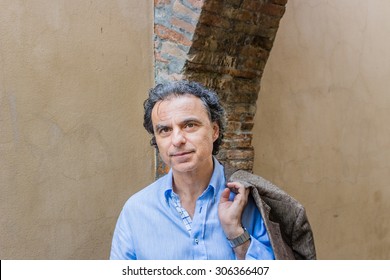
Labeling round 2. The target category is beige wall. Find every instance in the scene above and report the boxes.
[253,0,390,259]
[0,0,154,259]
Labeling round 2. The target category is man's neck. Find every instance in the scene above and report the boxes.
[172,158,214,204]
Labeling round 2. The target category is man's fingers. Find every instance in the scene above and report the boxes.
[226,182,249,208]
[227,184,239,194]
[219,187,231,204]
[227,182,248,196]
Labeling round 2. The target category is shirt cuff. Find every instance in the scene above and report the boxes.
[245,234,275,260]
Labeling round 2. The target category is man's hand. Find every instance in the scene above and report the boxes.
[218,182,250,259]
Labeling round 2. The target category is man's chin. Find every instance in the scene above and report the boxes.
[171,162,195,173]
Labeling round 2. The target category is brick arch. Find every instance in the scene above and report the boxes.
[154,0,287,176]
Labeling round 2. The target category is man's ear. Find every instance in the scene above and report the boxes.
[212,122,219,141]
[150,136,159,152]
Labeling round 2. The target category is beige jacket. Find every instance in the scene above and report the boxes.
[224,166,316,260]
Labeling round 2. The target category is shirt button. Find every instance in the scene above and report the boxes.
[195,238,199,245]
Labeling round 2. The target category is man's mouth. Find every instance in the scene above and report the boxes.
[170,151,194,157]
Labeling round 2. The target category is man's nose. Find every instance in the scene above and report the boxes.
[171,129,186,146]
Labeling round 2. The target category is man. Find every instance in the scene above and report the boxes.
[110,80,315,260]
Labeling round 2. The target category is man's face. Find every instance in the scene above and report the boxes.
[151,94,219,174]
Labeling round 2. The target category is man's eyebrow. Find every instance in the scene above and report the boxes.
[154,124,170,131]
[154,117,202,131]
[182,117,202,124]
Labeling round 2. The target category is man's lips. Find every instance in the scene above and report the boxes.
[170,151,194,157]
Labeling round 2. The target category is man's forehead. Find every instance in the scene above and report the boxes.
[151,94,210,123]
[153,94,206,113]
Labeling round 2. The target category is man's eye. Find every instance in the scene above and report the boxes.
[158,127,171,135]
[184,122,198,130]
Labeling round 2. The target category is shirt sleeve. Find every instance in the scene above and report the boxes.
[110,207,137,260]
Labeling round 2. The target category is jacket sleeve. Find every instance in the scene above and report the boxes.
[291,206,316,260]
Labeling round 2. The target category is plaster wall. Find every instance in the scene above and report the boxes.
[0,0,154,259]
[253,0,390,259]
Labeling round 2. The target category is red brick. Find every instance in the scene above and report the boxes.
[241,57,266,70]
[173,0,201,22]
[255,14,282,28]
[226,90,258,103]
[155,0,172,6]
[157,158,170,175]
[225,0,243,8]
[242,0,263,11]
[226,149,254,160]
[241,45,269,59]
[160,41,187,59]
[223,138,252,149]
[227,160,254,171]
[187,0,205,9]
[226,121,242,131]
[154,50,169,63]
[203,0,225,13]
[171,17,196,34]
[260,3,286,17]
[199,11,231,29]
[229,103,257,116]
[226,68,259,79]
[241,122,255,131]
[271,0,288,5]
[231,9,256,23]
[154,24,192,46]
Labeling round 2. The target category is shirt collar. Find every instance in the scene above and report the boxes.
[163,157,226,206]
[208,157,225,200]
[163,169,174,205]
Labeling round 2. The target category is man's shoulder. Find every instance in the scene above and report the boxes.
[123,174,169,208]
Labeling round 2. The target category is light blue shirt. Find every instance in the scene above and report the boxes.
[110,158,274,260]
